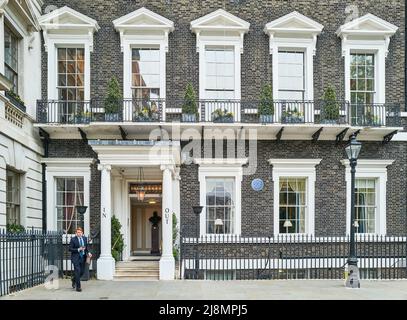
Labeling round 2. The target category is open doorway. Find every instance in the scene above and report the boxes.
[130,183,162,256]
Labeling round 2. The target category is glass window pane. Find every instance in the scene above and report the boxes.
[67,48,76,60]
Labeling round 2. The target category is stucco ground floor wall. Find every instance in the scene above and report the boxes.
[0,132,43,229]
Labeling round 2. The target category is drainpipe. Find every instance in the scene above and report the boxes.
[405,2,407,111]
[39,129,50,231]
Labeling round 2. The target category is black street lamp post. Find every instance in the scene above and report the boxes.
[192,206,203,279]
[345,133,362,288]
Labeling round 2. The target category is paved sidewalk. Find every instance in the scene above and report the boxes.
[1,279,407,300]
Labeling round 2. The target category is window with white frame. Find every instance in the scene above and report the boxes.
[337,13,398,109]
[341,159,393,236]
[57,48,85,101]
[6,169,21,225]
[4,24,19,93]
[205,46,235,100]
[269,159,320,236]
[132,47,161,100]
[350,53,375,106]
[55,177,84,234]
[205,177,235,234]
[355,178,377,234]
[279,177,307,234]
[264,11,323,104]
[196,159,245,236]
[278,51,305,101]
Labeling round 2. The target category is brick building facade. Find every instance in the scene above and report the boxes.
[36,0,406,280]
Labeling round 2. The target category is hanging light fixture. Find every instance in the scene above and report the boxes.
[136,167,145,201]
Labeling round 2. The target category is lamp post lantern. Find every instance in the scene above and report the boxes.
[345,133,362,288]
[192,206,203,279]
[76,205,88,231]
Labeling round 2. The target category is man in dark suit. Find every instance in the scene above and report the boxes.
[69,227,92,292]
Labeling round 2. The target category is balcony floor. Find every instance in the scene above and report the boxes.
[34,122,403,142]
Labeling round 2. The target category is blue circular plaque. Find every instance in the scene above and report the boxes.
[251,178,264,191]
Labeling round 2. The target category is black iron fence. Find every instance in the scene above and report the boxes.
[0,230,100,297]
[180,235,407,280]
[36,99,401,127]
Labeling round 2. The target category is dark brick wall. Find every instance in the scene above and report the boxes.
[47,140,101,233]
[180,140,407,237]
[41,0,405,105]
[40,1,406,237]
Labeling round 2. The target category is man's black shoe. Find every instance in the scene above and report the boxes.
[71,280,75,289]
[76,288,82,292]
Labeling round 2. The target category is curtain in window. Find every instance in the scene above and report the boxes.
[358,193,366,233]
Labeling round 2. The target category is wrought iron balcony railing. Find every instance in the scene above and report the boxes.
[36,99,402,127]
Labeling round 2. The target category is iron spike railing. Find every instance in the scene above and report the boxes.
[36,99,402,127]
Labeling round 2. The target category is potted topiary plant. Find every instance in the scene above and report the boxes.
[212,108,234,123]
[104,77,122,122]
[258,84,274,123]
[320,85,340,124]
[6,223,25,234]
[111,216,124,261]
[182,83,198,122]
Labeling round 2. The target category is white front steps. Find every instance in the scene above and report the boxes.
[114,260,159,281]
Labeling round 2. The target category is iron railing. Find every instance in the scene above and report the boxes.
[36,99,402,127]
[0,229,100,297]
[180,234,407,280]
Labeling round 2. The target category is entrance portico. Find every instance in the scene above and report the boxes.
[89,140,181,280]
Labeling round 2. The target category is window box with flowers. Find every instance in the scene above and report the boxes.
[212,108,234,123]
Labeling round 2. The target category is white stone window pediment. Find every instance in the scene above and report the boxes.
[39,6,100,52]
[264,11,323,55]
[113,7,174,52]
[191,9,250,54]
[336,14,398,57]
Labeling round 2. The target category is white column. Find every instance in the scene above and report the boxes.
[159,164,175,280]
[172,168,181,248]
[97,164,115,280]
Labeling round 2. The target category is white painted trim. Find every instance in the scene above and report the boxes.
[342,41,386,105]
[336,13,398,42]
[45,160,92,234]
[268,38,316,107]
[182,236,407,244]
[337,14,398,108]
[183,257,406,270]
[45,37,92,102]
[340,159,394,235]
[194,158,248,166]
[113,8,174,121]
[41,158,94,165]
[191,9,250,53]
[392,132,407,141]
[198,38,242,122]
[113,7,174,52]
[264,11,323,55]
[197,161,245,236]
[38,5,100,31]
[269,158,321,236]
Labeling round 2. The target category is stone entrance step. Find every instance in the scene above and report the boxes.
[114,260,159,281]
